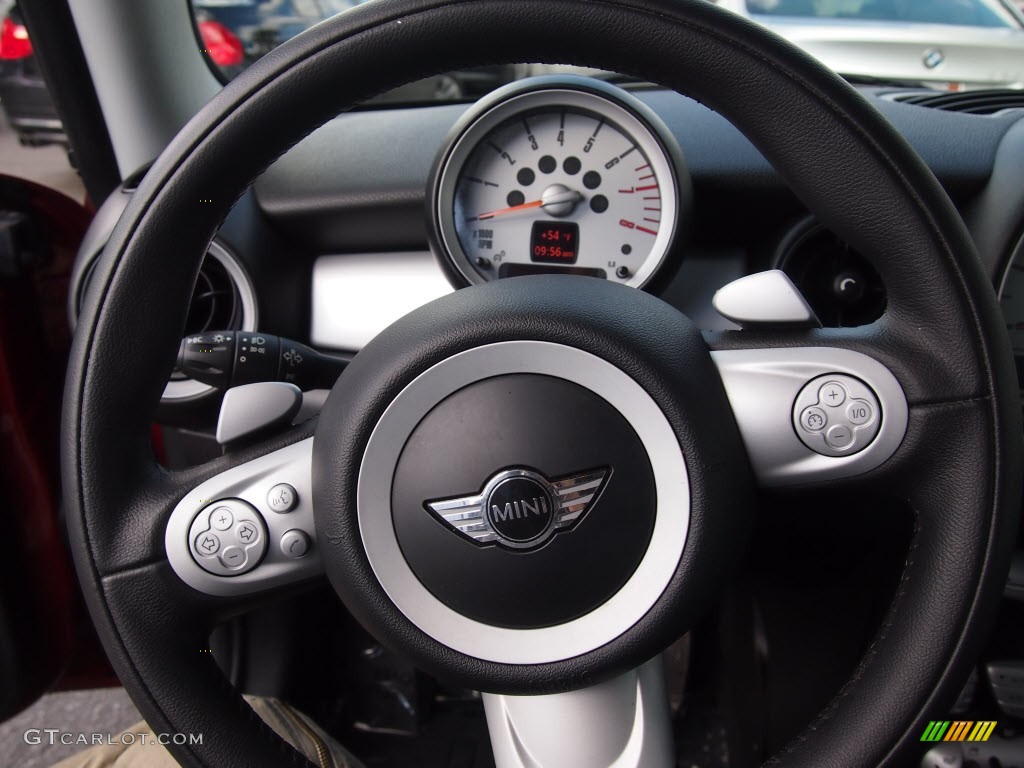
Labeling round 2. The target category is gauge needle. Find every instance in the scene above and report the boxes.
[475,188,584,220]
[476,199,545,220]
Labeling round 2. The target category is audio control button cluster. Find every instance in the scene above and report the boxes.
[189,499,267,576]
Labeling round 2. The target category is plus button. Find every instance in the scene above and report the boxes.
[818,382,846,408]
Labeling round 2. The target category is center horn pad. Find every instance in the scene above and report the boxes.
[314,276,754,693]
[393,373,656,629]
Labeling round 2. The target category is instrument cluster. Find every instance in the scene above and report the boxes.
[428,77,690,291]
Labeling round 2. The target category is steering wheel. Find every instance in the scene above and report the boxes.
[63,0,1022,766]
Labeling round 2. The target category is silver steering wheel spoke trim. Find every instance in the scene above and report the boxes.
[710,347,909,486]
[483,655,674,768]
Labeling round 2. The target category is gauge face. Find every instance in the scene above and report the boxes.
[432,81,684,289]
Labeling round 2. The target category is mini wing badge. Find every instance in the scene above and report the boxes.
[425,466,611,551]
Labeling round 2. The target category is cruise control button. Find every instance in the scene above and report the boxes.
[800,406,827,432]
[210,507,234,531]
[825,424,854,449]
[280,529,311,559]
[267,483,298,513]
[220,546,246,569]
[793,374,882,458]
[846,400,873,426]
[818,381,847,408]
[195,532,220,555]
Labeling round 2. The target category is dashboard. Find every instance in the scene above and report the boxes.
[70,78,1024,413]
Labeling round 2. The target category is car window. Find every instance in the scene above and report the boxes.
[189,0,1024,97]
[189,0,535,102]
[745,0,1022,27]
[0,3,85,201]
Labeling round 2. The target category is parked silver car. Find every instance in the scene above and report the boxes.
[715,0,1024,89]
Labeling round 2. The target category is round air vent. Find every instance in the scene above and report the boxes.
[74,239,257,401]
[776,219,886,328]
[178,253,243,354]
[164,241,257,401]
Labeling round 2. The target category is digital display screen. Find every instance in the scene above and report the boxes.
[530,221,579,265]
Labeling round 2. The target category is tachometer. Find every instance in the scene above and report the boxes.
[429,77,689,289]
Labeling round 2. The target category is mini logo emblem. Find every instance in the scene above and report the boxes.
[923,48,945,70]
[425,467,611,551]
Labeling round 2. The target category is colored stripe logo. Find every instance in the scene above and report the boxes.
[920,721,997,742]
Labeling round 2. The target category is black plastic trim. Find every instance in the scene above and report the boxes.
[17,0,121,203]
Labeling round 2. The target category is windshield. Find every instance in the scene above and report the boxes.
[745,0,1022,27]
[189,0,1024,95]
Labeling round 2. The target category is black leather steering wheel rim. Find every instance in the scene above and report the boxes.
[62,1,1021,766]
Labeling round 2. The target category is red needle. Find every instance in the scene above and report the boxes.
[476,199,544,220]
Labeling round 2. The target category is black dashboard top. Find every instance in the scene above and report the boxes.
[253,86,1024,268]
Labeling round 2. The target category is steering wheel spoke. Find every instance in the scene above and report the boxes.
[483,656,674,768]
[707,341,909,488]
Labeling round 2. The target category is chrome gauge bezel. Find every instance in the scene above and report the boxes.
[997,230,1024,362]
[430,77,685,290]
